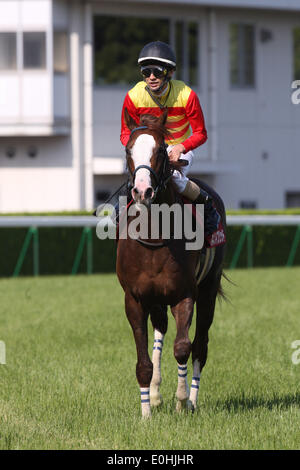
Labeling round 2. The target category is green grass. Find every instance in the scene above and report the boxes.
[0,268,299,450]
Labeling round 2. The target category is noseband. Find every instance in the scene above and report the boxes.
[129,126,172,201]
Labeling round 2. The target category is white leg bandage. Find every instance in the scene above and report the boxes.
[150,329,164,407]
[176,363,189,402]
[140,387,151,418]
[189,359,201,408]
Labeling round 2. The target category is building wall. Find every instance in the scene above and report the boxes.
[1,0,300,212]
[0,0,53,129]
[215,8,300,209]
[0,136,78,212]
[0,0,87,212]
[92,3,300,209]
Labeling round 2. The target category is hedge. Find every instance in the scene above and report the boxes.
[1,208,300,216]
[0,224,300,277]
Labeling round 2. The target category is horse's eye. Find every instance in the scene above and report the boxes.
[126,148,131,156]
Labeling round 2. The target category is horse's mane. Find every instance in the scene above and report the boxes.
[139,113,171,141]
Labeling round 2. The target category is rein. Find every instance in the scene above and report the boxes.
[127,125,174,248]
[129,126,172,203]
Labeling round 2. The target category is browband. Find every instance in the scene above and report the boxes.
[130,126,148,135]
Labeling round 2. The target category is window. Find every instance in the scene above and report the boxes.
[23,32,46,69]
[94,16,169,85]
[0,32,17,70]
[293,28,300,80]
[239,200,257,209]
[93,16,200,87]
[230,24,255,87]
[175,21,199,86]
[286,191,300,208]
[54,32,68,73]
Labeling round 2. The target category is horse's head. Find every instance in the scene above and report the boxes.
[124,108,186,207]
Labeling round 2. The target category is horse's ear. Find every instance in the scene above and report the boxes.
[158,108,168,127]
[124,107,138,131]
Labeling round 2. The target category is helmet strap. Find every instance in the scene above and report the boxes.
[143,71,172,94]
[156,76,171,94]
[145,81,172,110]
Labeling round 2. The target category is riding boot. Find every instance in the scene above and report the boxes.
[193,188,220,236]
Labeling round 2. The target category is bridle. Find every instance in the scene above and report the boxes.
[125,126,177,248]
[128,126,173,202]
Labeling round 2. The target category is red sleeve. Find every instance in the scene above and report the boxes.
[120,93,140,146]
[182,90,207,153]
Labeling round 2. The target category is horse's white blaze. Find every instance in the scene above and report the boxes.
[140,387,151,418]
[150,329,164,406]
[131,134,156,192]
[189,359,201,408]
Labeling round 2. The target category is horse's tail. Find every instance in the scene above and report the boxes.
[217,271,235,304]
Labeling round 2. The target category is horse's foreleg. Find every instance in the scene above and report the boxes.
[150,329,164,407]
[125,292,153,418]
[189,359,201,409]
[149,305,168,408]
[171,297,194,412]
[190,281,218,410]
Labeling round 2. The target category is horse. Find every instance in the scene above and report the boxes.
[116,108,226,418]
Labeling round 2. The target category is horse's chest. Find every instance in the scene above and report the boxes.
[133,252,187,298]
[117,241,195,301]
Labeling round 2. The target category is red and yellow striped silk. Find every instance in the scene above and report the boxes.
[120,80,207,153]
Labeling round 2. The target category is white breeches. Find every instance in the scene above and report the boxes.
[167,147,194,194]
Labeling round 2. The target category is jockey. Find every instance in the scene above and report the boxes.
[120,40,220,236]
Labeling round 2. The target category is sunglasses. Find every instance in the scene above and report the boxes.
[141,66,168,79]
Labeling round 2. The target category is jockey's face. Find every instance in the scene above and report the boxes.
[143,66,174,93]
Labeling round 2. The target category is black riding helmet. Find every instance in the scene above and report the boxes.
[138,41,176,70]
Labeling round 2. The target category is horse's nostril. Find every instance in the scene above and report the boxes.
[131,187,140,201]
[144,187,154,200]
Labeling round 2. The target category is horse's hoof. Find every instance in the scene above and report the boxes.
[141,408,151,419]
[186,399,195,413]
[176,399,195,413]
[176,399,187,412]
[150,392,163,407]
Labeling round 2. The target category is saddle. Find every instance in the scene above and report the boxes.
[181,196,226,249]
[116,195,225,248]
[180,195,226,284]
[114,194,225,284]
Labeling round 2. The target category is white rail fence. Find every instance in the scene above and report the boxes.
[0,215,300,275]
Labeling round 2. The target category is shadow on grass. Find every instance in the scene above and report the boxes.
[215,392,300,413]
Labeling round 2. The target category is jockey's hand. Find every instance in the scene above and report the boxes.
[168,144,186,162]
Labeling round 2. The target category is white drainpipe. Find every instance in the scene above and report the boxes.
[83,2,93,210]
[70,0,83,208]
[208,8,218,162]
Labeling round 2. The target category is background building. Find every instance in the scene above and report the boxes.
[0,0,300,212]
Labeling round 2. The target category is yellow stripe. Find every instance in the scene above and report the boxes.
[128,80,192,108]
[169,122,190,133]
[166,128,191,145]
[167,114,185,122]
